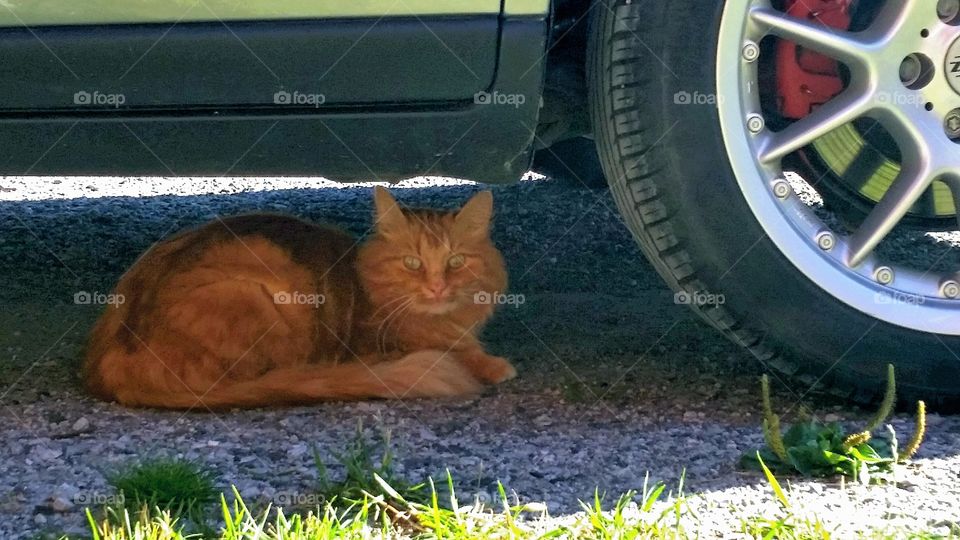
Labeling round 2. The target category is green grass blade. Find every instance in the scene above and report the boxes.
[373,472,405,503]
[641,484,665,513]
[757,452,790,509]
[85,508,101,540]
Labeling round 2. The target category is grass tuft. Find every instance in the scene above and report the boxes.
[105,458,217,533]
[312,422,426,509]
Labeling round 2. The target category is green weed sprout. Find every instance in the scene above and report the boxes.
[744,364,928,481]
[899,400,926,462]
[760,375,788,462]
[865,364,896,432]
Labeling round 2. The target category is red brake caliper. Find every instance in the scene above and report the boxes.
[776,0,853,120]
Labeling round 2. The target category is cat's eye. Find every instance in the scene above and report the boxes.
[447,254,466,269]
[402,256,422,270]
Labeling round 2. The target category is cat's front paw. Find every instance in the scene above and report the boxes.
[459,352,517,385]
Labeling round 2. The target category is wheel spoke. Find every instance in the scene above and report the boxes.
[758,91,873,164]
[846,159,936,268]
[949,179,960,231]
[749,7,868,66]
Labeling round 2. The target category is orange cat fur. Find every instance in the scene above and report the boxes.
[83,187,515,409]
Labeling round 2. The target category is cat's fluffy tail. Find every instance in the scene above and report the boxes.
[94,350,483,410]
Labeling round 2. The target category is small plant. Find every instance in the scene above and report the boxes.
[106,458,218,531]
[743,365,927,483]
[86,506,188,540]
[218,487,383,540]
[740,454,834,539]
[577,473,691,539]
[312,422,426,509]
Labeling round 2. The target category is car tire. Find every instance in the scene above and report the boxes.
[587,0,960,410]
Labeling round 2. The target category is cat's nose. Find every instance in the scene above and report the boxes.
[427,282,447,298]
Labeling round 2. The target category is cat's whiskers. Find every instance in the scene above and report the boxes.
[369,293,411,320]
[379,304,409,356]
[376,296,413,355]
[382,300,415,356]
[371,293,414,354]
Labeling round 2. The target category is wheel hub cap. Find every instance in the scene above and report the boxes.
[946,36,960,95]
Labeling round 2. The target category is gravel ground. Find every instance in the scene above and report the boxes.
[1,174,959,538]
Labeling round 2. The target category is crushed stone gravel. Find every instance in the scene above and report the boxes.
[0,175,958,539]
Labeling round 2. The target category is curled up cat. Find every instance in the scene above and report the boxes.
[83,187,516,410]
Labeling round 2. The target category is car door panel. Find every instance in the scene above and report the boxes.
[0,18,497,111]
[0,1,505,26]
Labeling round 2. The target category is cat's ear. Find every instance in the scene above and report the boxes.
[373,186,408,236]
[453,191,493,238]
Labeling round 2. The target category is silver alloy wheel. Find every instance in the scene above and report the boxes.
[716,0,960,335]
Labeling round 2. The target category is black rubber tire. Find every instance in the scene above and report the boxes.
[587,0,960,411]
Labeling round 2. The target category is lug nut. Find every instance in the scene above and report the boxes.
[945,108,960,140]
[938,0,960,24]
[941,280,960,299]
[816,231,836,251]
[899,54,922,87]
[747,114,765,134]
[898,53,933,90]
[874,266,895,285]
[742,41,760,62]
[772,179,791,199]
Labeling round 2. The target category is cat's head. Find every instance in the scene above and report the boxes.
[357,186,507,316]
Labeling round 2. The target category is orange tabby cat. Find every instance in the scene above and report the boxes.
[83,187,516,409]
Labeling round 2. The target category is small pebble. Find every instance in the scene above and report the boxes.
[51,497,74,512]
